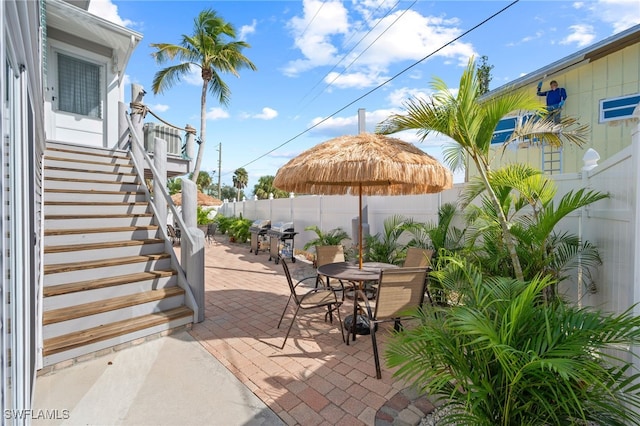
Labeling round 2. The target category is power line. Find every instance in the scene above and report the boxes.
[302,0,417,110]
[296,0,400,109]
[228,0,520,176]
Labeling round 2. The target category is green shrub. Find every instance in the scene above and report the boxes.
[228,217,251,243]
[386,257,640,426]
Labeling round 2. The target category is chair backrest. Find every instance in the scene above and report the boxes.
[374,267,428,320]
[280,257,299,301]
[403,247,433,268]
[315,245,345,267]
[167,224,177,238]
[207,223,217,236]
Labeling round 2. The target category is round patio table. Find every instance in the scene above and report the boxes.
[317,261,397,344]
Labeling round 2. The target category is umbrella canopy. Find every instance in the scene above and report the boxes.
[273,133,453,267]
[171,191,222,207]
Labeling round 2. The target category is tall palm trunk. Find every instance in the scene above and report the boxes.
[471,154,524,281]
[191,80,208,183]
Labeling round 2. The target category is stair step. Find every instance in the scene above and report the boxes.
[46,144,129,159]
[44,238,165,254]
[44,165,136,176]
[45,213,152,220]
[44,270,177,297]
[43,287,185,325]
[45,155,133,166]
[43,306,193,356]
[44,253,170,275]
[45,225,158,236]
[44,189,146,203]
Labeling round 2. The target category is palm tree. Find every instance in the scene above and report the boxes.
[232,167,248,201]
[150,9,257,184]
[190,171,213,193]
[377,57,589,281]
[253,175,289,199]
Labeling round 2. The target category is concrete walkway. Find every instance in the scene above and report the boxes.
[33,330,283,426]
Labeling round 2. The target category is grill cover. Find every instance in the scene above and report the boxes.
[249,219,271,233]
[270,221,294,233]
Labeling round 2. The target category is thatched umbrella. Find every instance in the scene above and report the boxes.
[171,191,222,207]
[273,133,453,268]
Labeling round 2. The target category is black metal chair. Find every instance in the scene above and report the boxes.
[206,223,217,244]
[277,256,345,349]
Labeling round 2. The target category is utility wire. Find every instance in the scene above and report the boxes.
[297,0,400,108]
[298,0,326,40]
[302,0,417,110]
[228,0,520,175]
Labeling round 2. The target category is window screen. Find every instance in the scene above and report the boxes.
[57,53,101,118]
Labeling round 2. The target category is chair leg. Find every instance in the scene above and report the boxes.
[335,303,345,343]
[370,321,382,379]
[280,305,301,349]
[277,295,293,329]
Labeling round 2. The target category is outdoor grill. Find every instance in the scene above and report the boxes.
[249,219,271,255]
[267,221,297,264]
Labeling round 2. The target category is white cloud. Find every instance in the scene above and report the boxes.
[387,87,432,107]
[560,24,595,47]
[240,19,257,40]
[284,2,476,89]
[206,107,230,120]
[149,104,169,113]
[254,107,278,120]
[183,65,202,86]
[87,0,136,28]
[590,0,640,33]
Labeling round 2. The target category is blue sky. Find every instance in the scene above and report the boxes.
[89,0,639,194]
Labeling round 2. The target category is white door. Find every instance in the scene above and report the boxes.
[45,48,106,146]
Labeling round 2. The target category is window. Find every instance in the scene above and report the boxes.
[57,53,101,118]
[599,93,640,123]
[491,114,535,145]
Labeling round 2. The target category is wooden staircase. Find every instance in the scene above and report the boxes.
[42,141,193,366]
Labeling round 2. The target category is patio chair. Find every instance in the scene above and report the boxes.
[403,247,434,268]
[277,256,345,349]
[167,224,180,246]
[355,266,429,379]
[206,223,217,244]
[315,245,348,291]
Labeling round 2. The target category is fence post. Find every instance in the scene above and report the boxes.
[180,179,205,322]
[154,137,167,229]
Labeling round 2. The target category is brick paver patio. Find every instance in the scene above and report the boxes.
[189,240,416,425]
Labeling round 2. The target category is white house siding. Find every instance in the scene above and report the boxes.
[1,0,45,421]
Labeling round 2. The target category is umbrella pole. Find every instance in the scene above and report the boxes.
[359,183,363,269]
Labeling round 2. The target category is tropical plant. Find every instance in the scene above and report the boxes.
[167,177,182,195]
[196,206,213,226]
[476,54,493,95]
[303,226,350,250]
[150,9,257,184]
[404,203,467,255]
[190,171,214,193]
[253,175,289,199]
[377,57,589,281]
[362,215,412,264]
[460,163,607,298]
[227,217,251,243]
[232,167,249,201]
[213,214,234,235]
[220,184,237,201]
[386,256,640,426]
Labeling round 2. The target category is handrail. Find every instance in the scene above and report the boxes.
[124,113,199,321]
[125,114,195,247]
